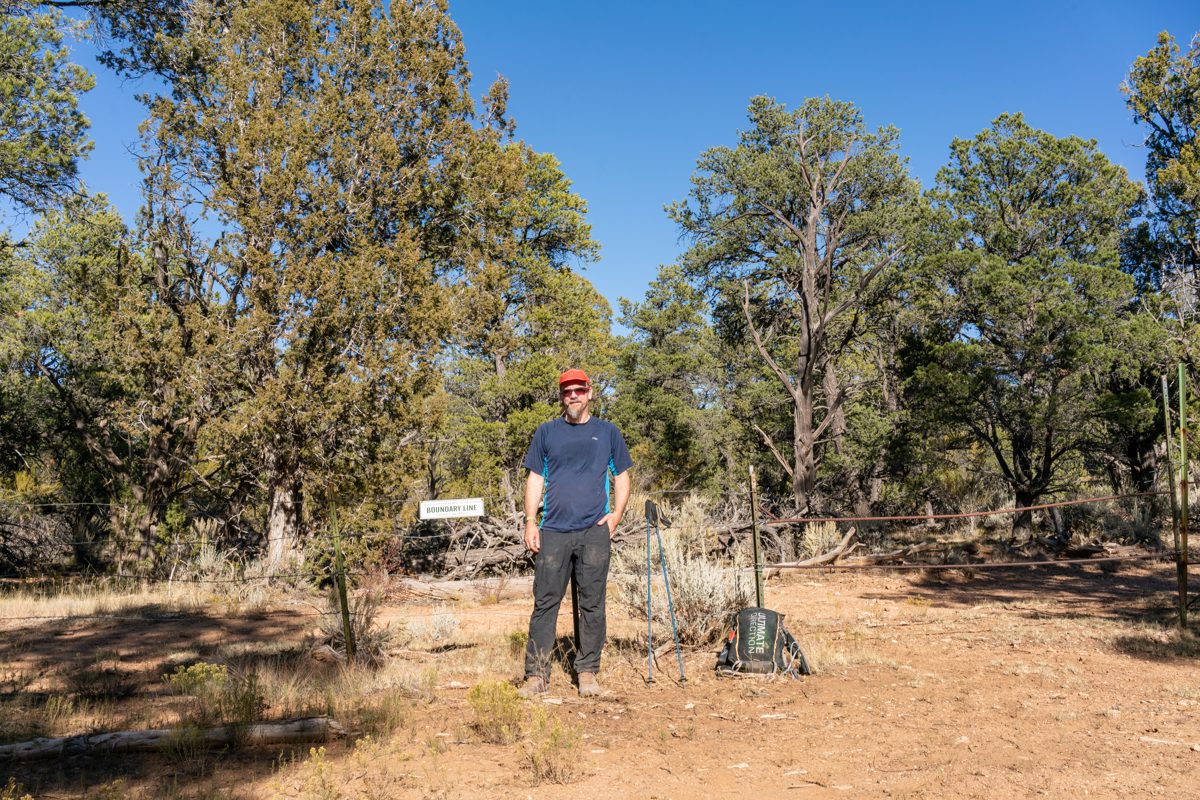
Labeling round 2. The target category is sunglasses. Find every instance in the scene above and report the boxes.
[559,386,590,397]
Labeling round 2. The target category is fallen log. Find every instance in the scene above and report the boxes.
[0,716,343,762]
[764,527,858,579]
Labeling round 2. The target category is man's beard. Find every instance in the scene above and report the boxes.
[563,403,587,422]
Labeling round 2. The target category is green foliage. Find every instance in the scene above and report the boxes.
[1122,30,1200,398]
[909,113,1141,534]
[167,661,266,725]
[438,146,611,513]
[0,6,94,213]
[467,679,523,744]
[1123,31,1200,270]
[670,96,923,512]
[0,194,222,564]
[142,0,485,560]
[611,264,728,493]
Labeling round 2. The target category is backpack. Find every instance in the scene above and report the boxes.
[715,607,812,678]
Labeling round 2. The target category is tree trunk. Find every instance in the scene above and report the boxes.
[1128,436,1157,530]
[792,384,818,513]
[266,453,303,569]
[129,477,166,567]
[1012,488,1038,540]
[1046,506,1068,544]
[499,468,517,519]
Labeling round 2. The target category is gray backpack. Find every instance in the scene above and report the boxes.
[715,607,812,677]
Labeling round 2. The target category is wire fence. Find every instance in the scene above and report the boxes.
[0,487,1191,632]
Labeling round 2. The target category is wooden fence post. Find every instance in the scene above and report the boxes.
[749,465,764,609]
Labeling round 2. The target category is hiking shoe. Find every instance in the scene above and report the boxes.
[517,675,547,698]
[577,671,601,697]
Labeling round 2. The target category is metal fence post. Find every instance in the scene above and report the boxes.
[333,511,356,664]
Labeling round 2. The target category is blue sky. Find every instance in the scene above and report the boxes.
[66,0,1198,322]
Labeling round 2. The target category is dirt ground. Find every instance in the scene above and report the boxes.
[3,561,1200,799]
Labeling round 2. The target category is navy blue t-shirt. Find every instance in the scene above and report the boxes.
[523,416,633,532]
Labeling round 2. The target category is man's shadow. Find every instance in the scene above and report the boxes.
[551,634,580,684]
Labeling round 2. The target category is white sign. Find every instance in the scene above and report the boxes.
[419,498,485,520]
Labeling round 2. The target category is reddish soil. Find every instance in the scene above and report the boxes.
[4,563,1200,799]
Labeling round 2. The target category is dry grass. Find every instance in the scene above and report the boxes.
[794,626,895,673]
[0,584,187,620]
[0,564,283,622]
[316,587,403,666]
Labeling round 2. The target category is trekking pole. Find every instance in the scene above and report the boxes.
[645,500,655,683]
[650,500,686,684]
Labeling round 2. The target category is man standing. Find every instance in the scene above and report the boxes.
[520,369,632,697]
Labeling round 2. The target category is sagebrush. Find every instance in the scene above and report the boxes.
[613,494,752,645]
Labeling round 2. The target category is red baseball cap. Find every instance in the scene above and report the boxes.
[558,369,590,387]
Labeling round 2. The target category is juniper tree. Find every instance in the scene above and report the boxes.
[0,194,225,562]
[909,114,1141,539]
[441,147,611,514]
[610,263,729,493]
[0,2,93,215]
[142,0,502,564]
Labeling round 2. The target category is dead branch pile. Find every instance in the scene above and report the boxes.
[764,527,858,578]
[421,516,643,579]
[0,505,73,575]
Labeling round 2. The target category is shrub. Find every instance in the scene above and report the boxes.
[1,778,33,800]
[508,630,528,659]
[166,662,265,725]
[467,679,523,744]
[409,607,459,644]
[319,587,401,666]
[613,494,752,645]
[526,708,582,784]
[800,521,842,559]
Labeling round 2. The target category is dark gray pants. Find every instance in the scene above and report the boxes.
[524,525,611,681]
